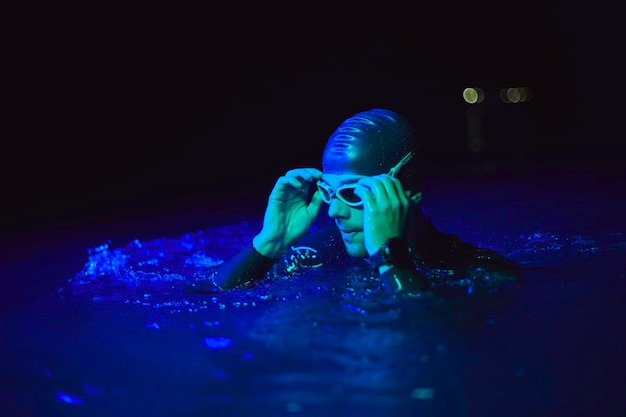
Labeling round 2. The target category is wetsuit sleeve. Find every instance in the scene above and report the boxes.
[211,242,279,290]
[379,265,430,293]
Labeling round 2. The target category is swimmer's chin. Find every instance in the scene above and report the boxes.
[341,233,368,258]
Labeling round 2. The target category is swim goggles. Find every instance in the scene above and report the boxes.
[316,182,363,207]
[316,146,418,207]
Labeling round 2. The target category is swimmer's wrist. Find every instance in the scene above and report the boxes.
[368,237,412,270]
[252,233,288,259]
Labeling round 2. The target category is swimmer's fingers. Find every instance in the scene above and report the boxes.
[353,182,400,254]
[374,174,408,203]
[284,168,323,184]
[272,169,322,198]
[272,175,307,195]
[385,175,410,207]
[357,175,408,210]
[353,185,375,211]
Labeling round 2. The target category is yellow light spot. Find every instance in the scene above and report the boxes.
[507,87,521,103]
[463,87,484,104]
[463,88,478,104]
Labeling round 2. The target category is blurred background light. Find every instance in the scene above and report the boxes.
[507,87,521,103]
[463,87,485,104]
[500,87,533,103]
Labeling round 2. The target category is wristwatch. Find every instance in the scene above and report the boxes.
[368,237,413,269]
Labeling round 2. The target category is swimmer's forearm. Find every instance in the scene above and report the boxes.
[212,242,278,290]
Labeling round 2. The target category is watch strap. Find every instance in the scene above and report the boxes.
[369,237,413,269]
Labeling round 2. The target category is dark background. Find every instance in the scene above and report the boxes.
[2,0,624,247]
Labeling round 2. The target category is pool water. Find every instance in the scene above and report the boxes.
[1,158,625,417]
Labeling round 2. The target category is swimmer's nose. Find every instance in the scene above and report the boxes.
[327,196,348,219]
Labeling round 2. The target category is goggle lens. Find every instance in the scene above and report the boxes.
[337,187,361,204]
[317,181,363,207]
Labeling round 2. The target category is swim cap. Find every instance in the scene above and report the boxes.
[322,108,423,193]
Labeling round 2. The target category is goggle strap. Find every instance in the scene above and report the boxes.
[388,144,421,178]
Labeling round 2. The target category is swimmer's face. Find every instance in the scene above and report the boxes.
[319,173,368,258]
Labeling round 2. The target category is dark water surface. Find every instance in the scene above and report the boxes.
[1,158,625,417]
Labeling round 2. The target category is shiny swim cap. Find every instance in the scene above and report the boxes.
[322,108,423,193]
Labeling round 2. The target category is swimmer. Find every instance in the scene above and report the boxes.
[209,108,520,294]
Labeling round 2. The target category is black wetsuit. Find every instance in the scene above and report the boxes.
[205,206,521,297]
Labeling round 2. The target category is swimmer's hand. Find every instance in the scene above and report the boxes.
[354,174,410,256]
[253,168,324,258]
